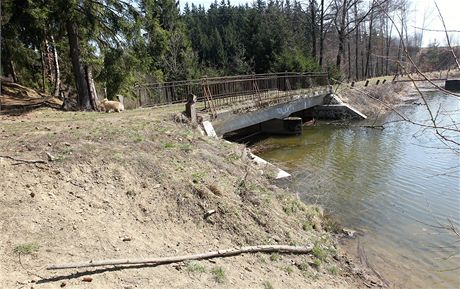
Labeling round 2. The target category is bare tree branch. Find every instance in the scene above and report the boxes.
[434,1,460,70]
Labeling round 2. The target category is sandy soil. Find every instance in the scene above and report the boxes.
[0,105,382,289]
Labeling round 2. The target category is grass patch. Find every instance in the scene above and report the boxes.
[225,153,240,162]
[283,200,304,215]
[302,220,313,231]
[312,243,328,261]
[185,261,206,273]
[284,265,294,274]
[270,252,281,261]
[179,144,191,152]
[14,243,39,255]
[163,142,175,149]
[133,134,144,143]
[323,214,341,233]
[328,265,339,275]
[262,280,275,289]
[211,266,226,283]
[191,171,206,183]
[297,262,310,272]
[62,147,73,154]
[312,258,321,268]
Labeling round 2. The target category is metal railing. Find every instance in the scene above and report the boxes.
[132,72,329,113]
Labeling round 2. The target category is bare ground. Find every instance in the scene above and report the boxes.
[0,106,382,289]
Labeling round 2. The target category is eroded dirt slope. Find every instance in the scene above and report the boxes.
[0,108,380,289]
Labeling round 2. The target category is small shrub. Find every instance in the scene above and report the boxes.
[284,265,294,274]
[302,220,312,231]
[328,265,339,275]
[312,258,321,267]
[163,142,174,149]
[186,262,206,273]
[262,280,275,289]
[270,253,281,261]
[323,214,341,233]
[283,200,300,215]
[297,262,310,271]
[312,243,328,261]
[211,266,225,283]
[14,243,39,255]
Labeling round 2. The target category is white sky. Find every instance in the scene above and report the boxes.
[413,0,460,46]
[182,0,460,47]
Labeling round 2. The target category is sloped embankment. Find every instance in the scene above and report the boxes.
[0,108,380,288]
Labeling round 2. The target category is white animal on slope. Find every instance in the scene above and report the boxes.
[99,98,124,112]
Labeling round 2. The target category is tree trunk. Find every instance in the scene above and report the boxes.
[85,65,98,110]
[51,35,61,97]
[319,0,324,66]
[347,11,351,79]
[354,5,359,80]
[10,60,18,83]
[347,38,351,79]
[365,1,375,78]
[41,44,46,92]
[44,35,54,83]
[66,19,91,110]
[385,24,392,75]
[310,0,317,60]
[335,0,348,68]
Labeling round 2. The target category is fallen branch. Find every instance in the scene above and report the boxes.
[47,244,313,270]
[0,155,46,165]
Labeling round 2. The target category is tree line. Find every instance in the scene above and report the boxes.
[1,0,455,110]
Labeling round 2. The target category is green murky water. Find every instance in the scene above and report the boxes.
[258,91,460,288]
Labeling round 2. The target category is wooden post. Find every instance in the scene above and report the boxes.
[364,80,369,87]
[375,79,380,85]
[351,81,355,87]
[186,93,197,125]
[382,79,386,84]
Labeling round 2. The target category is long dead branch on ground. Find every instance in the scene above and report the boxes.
[0,155,46,165]
[47,244,313,270]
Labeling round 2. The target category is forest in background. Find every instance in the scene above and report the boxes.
[1,0,459,110]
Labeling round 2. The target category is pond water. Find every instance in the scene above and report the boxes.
[257,91,460,288]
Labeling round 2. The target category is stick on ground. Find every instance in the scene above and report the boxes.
[47,244,313,270]
[0,155,46,165]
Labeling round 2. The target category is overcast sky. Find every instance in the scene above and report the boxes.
[182,0,460,47]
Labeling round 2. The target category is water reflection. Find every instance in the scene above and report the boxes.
[258,92,460,289]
